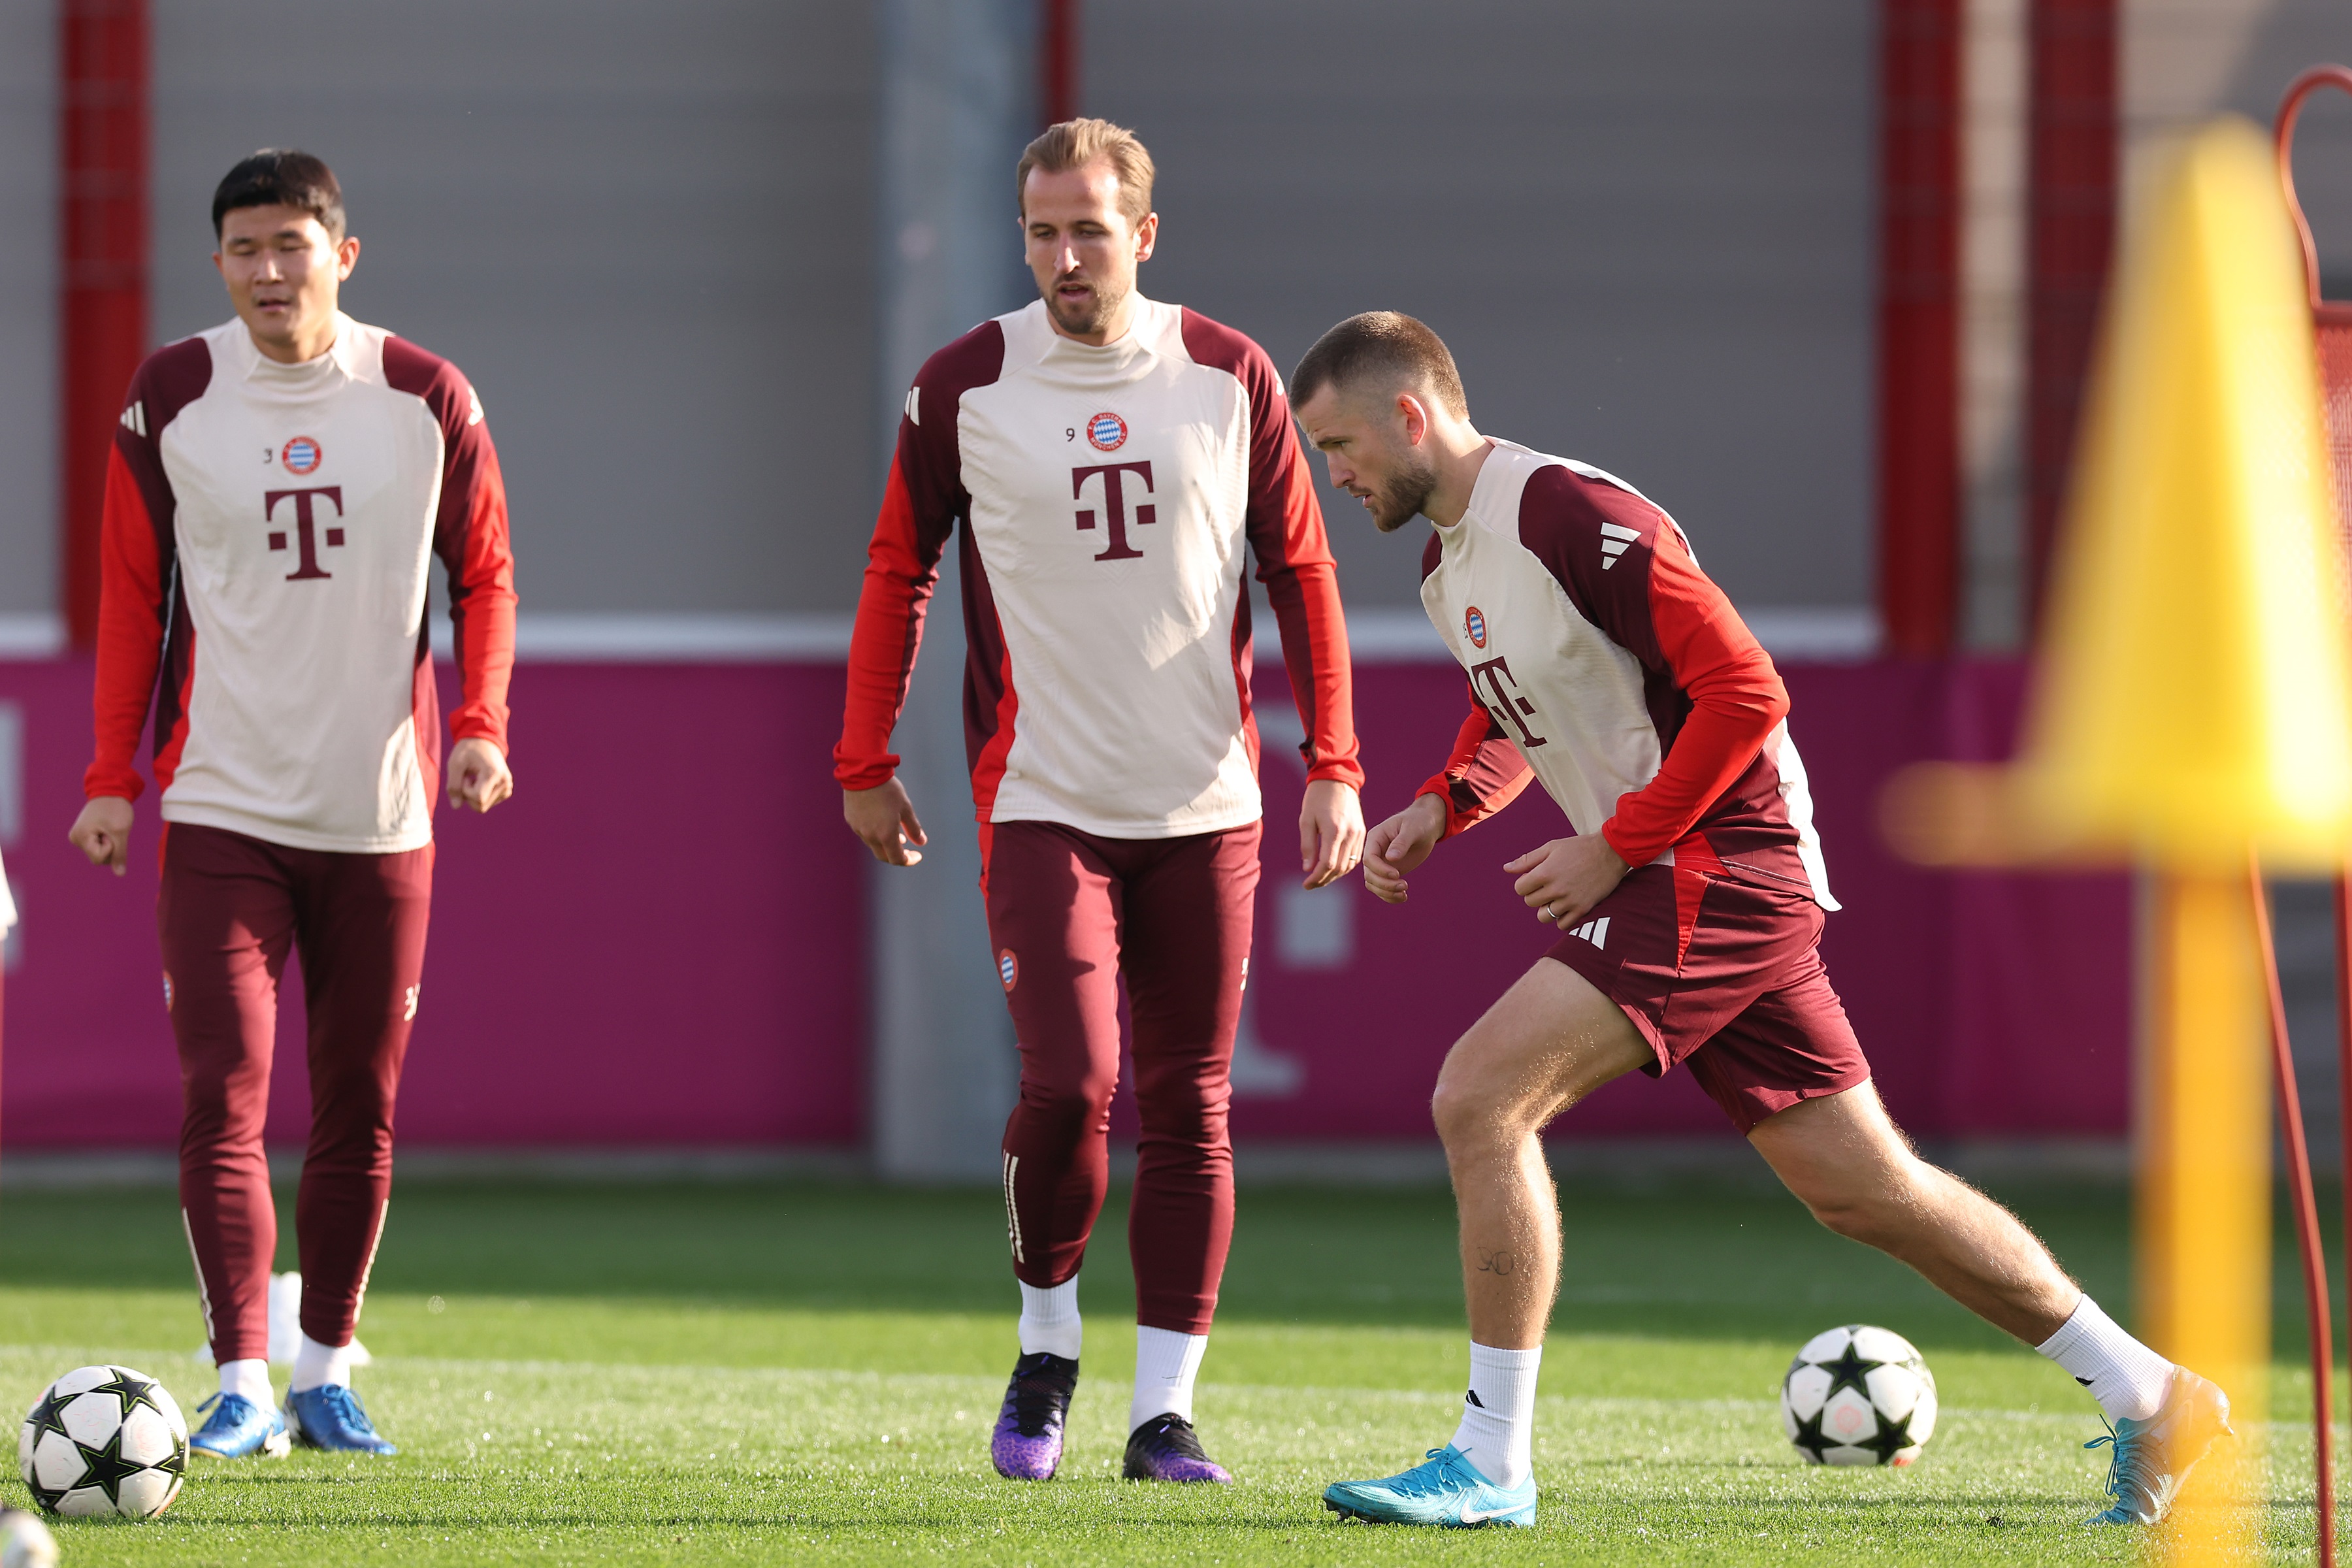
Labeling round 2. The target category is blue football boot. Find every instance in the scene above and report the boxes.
[1324,1445,1537,1528]
[189,1392,292,1459]
[284,1385,398,1456]
[2084,1369,2232,1525]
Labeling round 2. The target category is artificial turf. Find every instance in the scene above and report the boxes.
[0,1168,2340,1563]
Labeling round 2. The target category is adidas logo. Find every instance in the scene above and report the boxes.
[120,400,146,437]
[1465,1390,1485,1408]
[1599,521,1639,569]
[1567,915,1610,949]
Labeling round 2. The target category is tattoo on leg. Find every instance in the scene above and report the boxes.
[1476,1249,1515,1277]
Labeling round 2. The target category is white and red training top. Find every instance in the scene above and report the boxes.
[1416,440,1837,907]
[85,314,517,855]
[836,296,1361,838]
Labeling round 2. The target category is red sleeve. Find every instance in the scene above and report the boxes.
[1595,527,1786,866]
[86,339,210,802]
[1181,310,1363,792]
[85,447,168,802]
[1512,465,1788,868]
[384,340,517,752]
[1416,681,1537,836]
[834,321,1004,791]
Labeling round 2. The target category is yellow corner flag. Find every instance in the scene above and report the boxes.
[2019,117,2352,868]
[2014,117,2352,1561]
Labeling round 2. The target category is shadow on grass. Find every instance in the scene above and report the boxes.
[0,1174,2338,1355]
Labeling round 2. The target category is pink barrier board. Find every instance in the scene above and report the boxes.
[0,656,2125,1152]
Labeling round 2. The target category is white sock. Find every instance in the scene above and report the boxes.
[1130,1326,1209,1431]
[2036,1294,2175,1422]
[1450,1343,1541,1491]
[218,1358,272,1407]
[289,1333,357,1394]
[1017,1277,1082,1360]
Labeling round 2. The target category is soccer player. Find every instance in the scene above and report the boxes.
[68,150,516,1459]
[836,119,1364,1484]
[1288,312,2225,1529]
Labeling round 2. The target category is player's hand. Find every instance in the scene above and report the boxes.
[446,737,514,814]
[1298,779,1365,890]
[1507,833,1629,930]
[845,778,926,866]
[1362,793,1448,905]
[69,796,135,877]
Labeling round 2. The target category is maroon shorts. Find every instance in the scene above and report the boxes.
[1543,855,1868,1134]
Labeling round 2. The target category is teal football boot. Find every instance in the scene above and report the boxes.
[1324,1445,1536,1527]
[2084,1369,2232,1525]
[189,1392,291,1459]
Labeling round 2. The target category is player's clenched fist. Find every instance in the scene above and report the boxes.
[844,778,927,867]
[1362,792,1448,904]
[69,796,135,877]
[445,737,514,814]
[1505,832,1629,930]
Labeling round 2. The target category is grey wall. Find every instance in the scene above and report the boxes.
[1081,0,1879,613]
[0,1,53,617]
[148,0,878,615]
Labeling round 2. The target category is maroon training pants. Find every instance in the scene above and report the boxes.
[984,818,1259,1336]
[161,821,432,1364]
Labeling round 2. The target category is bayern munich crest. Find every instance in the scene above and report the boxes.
[998,950,1019,991]
[281,436,323,475]
[1085,412,1128,451]
[1465,606,1488,648]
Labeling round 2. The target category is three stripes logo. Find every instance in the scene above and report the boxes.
[1001,1152,1026,1264]
[1566,915,1611,949]
[1599,521,1641,570]
[120,400,146,437]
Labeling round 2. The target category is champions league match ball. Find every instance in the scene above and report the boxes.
[18,1365,188,1519]
[1780,1325,1938,1467]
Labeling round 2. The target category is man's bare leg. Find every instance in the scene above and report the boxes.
[1745,1084,2078,1343]
[1430,957,1653,1349]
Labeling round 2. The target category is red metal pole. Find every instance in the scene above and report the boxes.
[2022,0,2115,634]
[1039,0,1079,128]
[1874,0,1961,659]
[59,0,150,651]
[2251,864,2335,1565]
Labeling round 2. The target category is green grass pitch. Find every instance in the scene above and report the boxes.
[0,1169,2339,1563]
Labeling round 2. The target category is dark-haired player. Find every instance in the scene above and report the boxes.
[1289,312,2225,1529]
[836,119,1363,1484]
[69,150,516,1459]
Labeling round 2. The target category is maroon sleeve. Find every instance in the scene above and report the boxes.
[383,338,518,752]
[87,338,210,801]
[1514,466,1788,866]
[1179,309,1363,791]
[834,321,1006,789]
[1411,531,1533,834]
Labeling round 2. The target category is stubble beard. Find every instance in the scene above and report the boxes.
[1371,449,1439,533]
[1044,270,1126,339]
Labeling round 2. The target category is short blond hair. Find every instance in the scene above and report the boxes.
[1016,118,1155,225]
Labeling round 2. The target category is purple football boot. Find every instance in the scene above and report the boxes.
[990,1352,1079,1480]
[1124,1413,1233,1483]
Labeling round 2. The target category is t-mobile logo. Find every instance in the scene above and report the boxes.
[1470,655,1548,749]
[263,487,346,581]
[1071,460,1156,561]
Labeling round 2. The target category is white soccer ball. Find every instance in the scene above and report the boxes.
[18,1364,188,1518]
[1780,1324,1938,1467]
[0,1507,59,1568]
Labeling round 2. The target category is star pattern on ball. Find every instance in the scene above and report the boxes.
[71,1426,154,1509]
[1817,1339,1884,1402]
[1854,1405,1919,1464]
[84,1369,171,1424]
[1788,1405,1835,1463]
[22,1388,74,1449]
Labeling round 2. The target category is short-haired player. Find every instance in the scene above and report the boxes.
[837,120,1364,1483]
[69,150,516,1459]
[1290,311,2225,1529]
